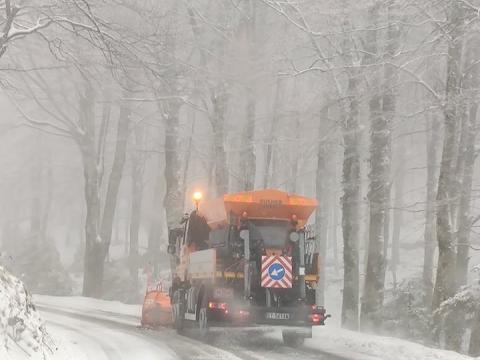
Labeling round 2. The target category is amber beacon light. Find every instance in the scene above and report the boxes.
[193,191,203,210]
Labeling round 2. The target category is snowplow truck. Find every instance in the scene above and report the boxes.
[167,189,328,346]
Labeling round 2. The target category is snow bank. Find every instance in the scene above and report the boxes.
[0,266,82,360]
[34,294,142,324]
[305,326,479,360]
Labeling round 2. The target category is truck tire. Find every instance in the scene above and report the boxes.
[173,291,185,334]
[282,331,305,347]
[198,296,209,339]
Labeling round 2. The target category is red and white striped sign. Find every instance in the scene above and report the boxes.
[261,256,293,288]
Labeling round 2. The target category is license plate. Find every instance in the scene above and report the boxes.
[265,312,290,320]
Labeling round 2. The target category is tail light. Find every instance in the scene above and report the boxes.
[310,305,326,324]
[310,313,322,323]
[208,302,227,311]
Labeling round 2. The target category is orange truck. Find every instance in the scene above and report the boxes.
[167,189,329,346]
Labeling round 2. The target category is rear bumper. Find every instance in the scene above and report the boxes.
[207,305,324,329]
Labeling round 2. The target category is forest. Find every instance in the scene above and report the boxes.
[0,0,479,357]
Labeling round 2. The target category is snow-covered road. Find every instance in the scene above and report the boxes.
[34,296,477,360]
[37,300,344,360]
[45,311,177,360]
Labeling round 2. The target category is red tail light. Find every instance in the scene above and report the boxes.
[208,302,227,311]
[310,313,322,323]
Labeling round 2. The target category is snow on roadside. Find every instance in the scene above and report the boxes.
[34,294,142,325]
[304,326,479,360]
[35,294,480,360]
[0,266,84,360]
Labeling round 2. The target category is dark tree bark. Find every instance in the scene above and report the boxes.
[361,1,391,329]
[81,83,131,298]
[469,309,480,356]
[341,71,361,330]
[187,4,229,197]
[79,83,103,298]
[316,104,330,306]
[129,126,146,290]
[264,76,284,189]
[391,139,405,289]
[162,99,183,229]
[147,147,164,277]
[239,0,257,191]
[432,3,465,313]
[455,36,480,289]
[423,115,440,308]
[99,90,131,260]
[211,85,229,196]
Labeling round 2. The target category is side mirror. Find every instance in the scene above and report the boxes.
[167,244,176,255]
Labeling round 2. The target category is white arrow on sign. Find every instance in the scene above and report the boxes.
[271,267,284,277]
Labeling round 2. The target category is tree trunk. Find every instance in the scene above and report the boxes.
[239,0,257,191]
[240,90,256,191]
[80,83,130,298]
[362,96,390,328]
[331,157,340,275]
[469,309,480,356]
[162,99,184,229]
[391,139,405,289]
[129,126,145,291]
[383,184,391,283]
[264,76,283,189]
[362,1,392,329]
[455,36,480,289]
[79,83,103,298]
[99,91,131,260]
[423,115,440,308]
[432,3,464,313]
[454,118,476,287]
[211,85,229,196]
[341,71,361,330]
[287,117,300,193]
[362,1,400,326]
[147,147,164,277]
[316,104,330,306]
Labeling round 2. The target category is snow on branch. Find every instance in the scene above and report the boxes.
[6,18,52,41]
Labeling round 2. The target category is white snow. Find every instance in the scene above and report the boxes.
[34,294,141,325]
[0,266,84,360]
[33,294,480,360]
[44,311,176,360]
[305,326,478,360]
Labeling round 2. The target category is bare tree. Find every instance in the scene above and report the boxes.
[432,2,466,312]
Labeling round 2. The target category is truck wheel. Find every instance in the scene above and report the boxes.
[173,291,185,334]
[198,294,210,339]
[173,303,184,334]
[282,332,305,347]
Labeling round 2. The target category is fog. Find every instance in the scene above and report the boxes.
[0,0,480,359]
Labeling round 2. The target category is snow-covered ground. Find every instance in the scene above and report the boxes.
[34,294,480,360]
[35,295,141,323]
[306,327,476,360]
[0,266,84,360]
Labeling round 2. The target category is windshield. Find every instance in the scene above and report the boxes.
[248,220,291,248]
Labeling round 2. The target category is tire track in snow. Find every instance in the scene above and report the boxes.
[38,305,347,360]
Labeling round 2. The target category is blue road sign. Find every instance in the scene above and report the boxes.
[268,263,285,281]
